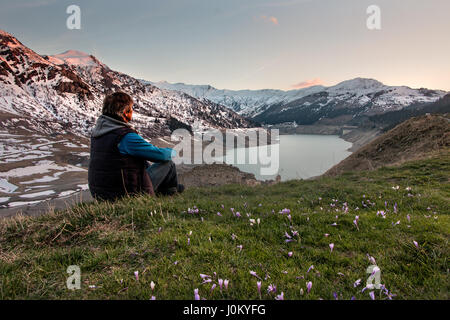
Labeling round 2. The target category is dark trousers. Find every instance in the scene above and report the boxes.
[146,160,178,194]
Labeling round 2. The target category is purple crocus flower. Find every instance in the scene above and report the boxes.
[194,288,200,300]
[210,284,216,293]
[307,265,314,273]
[218,279,223,291]
[217,212,222,216]
[370,266,380,276]
[235,212,241,218]
[134,271,139,281]
[267,284,276,294]
[306,281,312,293]
[150,296,156,300]
[353,279,361,287]
[288,251,293,257]
[369,291,375,300]
[257,281,262,298]
[237,245,243,251]
[275,292,284,300]
[367,254,376,265]
[353,215,359,228]
[413,240,419,249]
[200,274,211,279]
[329,243,334,252]
[224,279,229,290]
[407,214,411,223]
[333,292,338,300]
[250,271,261,279]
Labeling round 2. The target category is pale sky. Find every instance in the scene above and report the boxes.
[1,0,449,91]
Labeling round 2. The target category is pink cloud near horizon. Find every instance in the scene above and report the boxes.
[260,15,279,25]
[291,78,323,89]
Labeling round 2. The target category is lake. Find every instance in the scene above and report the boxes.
[220,134,352,181]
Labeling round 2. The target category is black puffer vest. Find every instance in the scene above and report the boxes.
[88,127,154,201]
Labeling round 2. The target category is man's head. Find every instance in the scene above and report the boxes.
[102,92,134,122]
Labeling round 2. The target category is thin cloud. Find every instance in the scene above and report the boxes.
[3,0,58,10]
[291,78,323,89]
[259,15,279,25]
[261,0,313,8]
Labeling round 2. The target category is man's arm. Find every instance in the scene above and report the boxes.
[118,132,175,162]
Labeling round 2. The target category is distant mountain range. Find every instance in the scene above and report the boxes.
[149,78,448,126]
[1,28,448,139]
[0,30,253,139]
[146,80,325,117]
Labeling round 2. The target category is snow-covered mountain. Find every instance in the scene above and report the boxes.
[146,80,325,117]
[0,30,253,140]
[1,28,446,135]
[149,78,447,126]
[254,78,447,125]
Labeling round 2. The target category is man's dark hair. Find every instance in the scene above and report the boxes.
[102,92,133,117]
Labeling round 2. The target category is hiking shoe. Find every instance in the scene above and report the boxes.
[159,184,185,196]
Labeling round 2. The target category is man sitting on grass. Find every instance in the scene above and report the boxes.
[88,91,184,201]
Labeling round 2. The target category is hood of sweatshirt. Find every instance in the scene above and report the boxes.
[91,114,133,138]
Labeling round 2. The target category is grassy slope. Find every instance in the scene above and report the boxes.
[326,113,450,175]
[0,153,448,300]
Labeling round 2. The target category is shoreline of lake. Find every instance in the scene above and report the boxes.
[270,124,380,153]
[215,134,353,182]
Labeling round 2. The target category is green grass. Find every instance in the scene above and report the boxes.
[0,153,449,300]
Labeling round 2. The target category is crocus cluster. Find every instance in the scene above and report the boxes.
[187,206,199,214]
